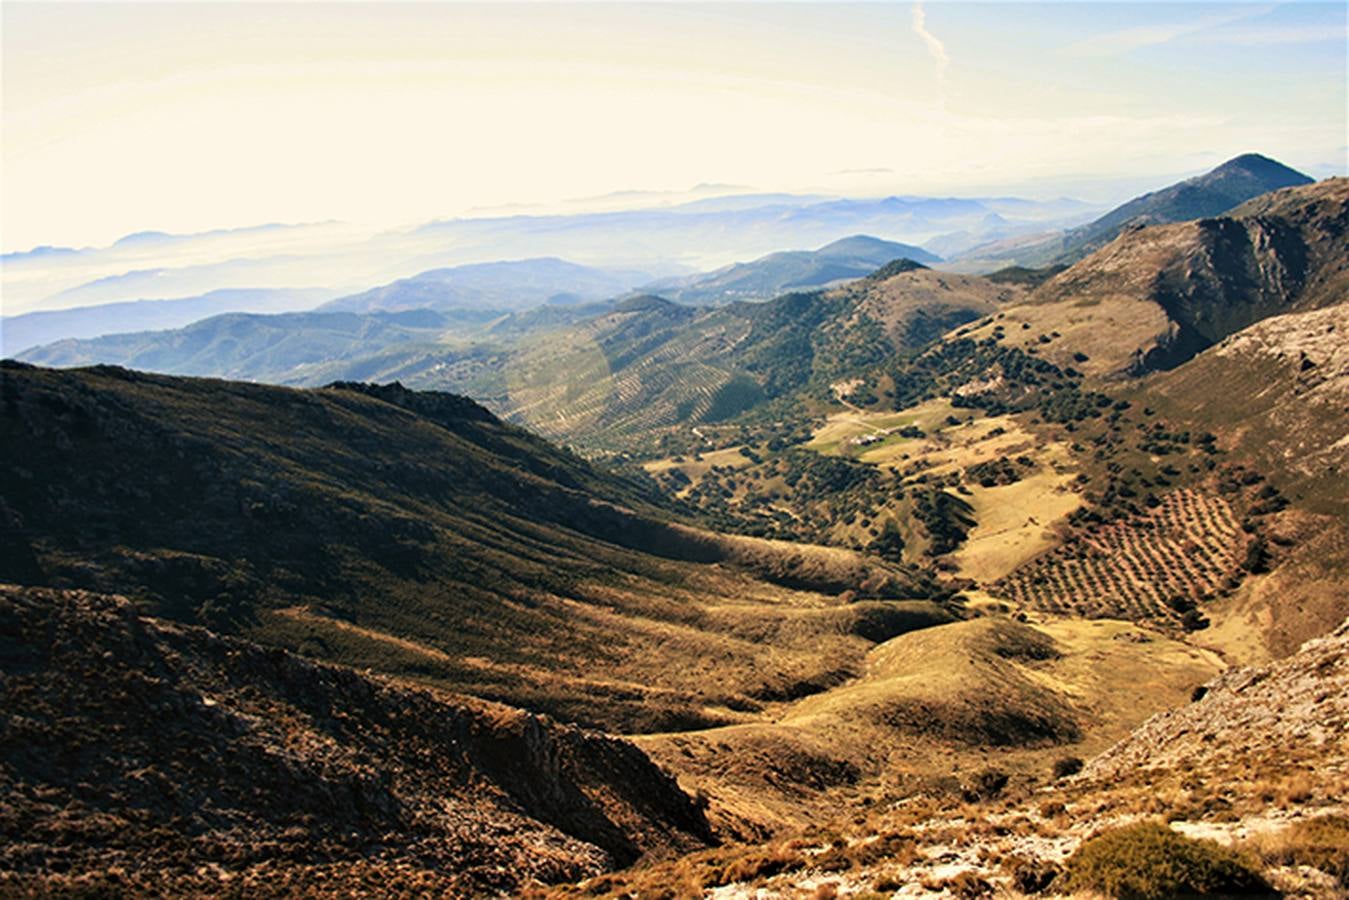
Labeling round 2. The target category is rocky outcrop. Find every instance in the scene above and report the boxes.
[1086,617,1349,780]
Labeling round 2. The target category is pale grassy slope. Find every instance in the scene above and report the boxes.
[633,616,1219,833]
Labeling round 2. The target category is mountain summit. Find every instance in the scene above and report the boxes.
[1058,152,1313,262]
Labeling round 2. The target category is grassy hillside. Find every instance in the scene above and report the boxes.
[632,616,1218,838]
[587,618,1347,899]
[454,265,1022,452]
[0,362,937,733]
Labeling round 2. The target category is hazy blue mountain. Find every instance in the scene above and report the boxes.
[641,235,942,305]
[1,288,334,357]
[6,193,1089,312]
[17,308,497,382]
[320,257,655,313]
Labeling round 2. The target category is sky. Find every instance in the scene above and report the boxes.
[2,1,1346,253]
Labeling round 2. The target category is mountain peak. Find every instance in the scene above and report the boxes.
[1208,153,1311,183]
[866,257,931,281]
[1051,152,1314,264]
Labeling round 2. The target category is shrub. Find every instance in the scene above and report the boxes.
[940,871,995,897]
[1053,755,1084,779]
[1008,857,1061,894]
[1064,821,1274,898]
[961,768,1009,802]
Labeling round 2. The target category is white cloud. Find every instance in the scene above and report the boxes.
[911,2,949,88]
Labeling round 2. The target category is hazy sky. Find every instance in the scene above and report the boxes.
[3,1,1346,253]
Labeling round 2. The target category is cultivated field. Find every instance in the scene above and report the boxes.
[993,489,1248,624]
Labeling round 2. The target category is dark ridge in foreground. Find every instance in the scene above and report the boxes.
[0,585,713,896]
[0,361,934,733]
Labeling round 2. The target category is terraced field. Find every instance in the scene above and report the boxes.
[993,489,1249,624]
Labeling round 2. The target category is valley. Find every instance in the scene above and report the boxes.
[3,166,1347,897]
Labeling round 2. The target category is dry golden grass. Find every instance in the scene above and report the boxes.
[641,445,755,497]
[630,616,1220,837]
[951,467,1083,582]
[806,400,957,457]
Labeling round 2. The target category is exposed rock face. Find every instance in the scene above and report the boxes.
[1086,617,1349,781]
[0,585,712,896]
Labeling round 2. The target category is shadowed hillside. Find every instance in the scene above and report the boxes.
[0,362,937,733]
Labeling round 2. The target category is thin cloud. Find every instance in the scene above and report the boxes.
[1194,24,1349,47]
[912,2,949,87]
[1067,5,1276,57]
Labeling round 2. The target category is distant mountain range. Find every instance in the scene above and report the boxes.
[19,177,1342,453]
[4,192,1093,313]
[321,257,657,314]
[17,308,495,381]
[0,287,334,357]
[952,153,1314,270]
[639,235,941,305]
[10,234,948,381]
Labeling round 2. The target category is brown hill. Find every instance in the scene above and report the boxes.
[958,178,1348,377]
[1128,300,1349,664]
[0,584,712,896]
[0,362,938,734]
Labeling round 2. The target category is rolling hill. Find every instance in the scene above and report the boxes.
[454,265,1022,450]
[640,235,941,305]
[594,617,1348,899]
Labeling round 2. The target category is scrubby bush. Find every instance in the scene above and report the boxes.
[1064,821,1273,898]
[1008,857,1061,894]
[1052,755,1084,779]
[961,768,1009,802]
